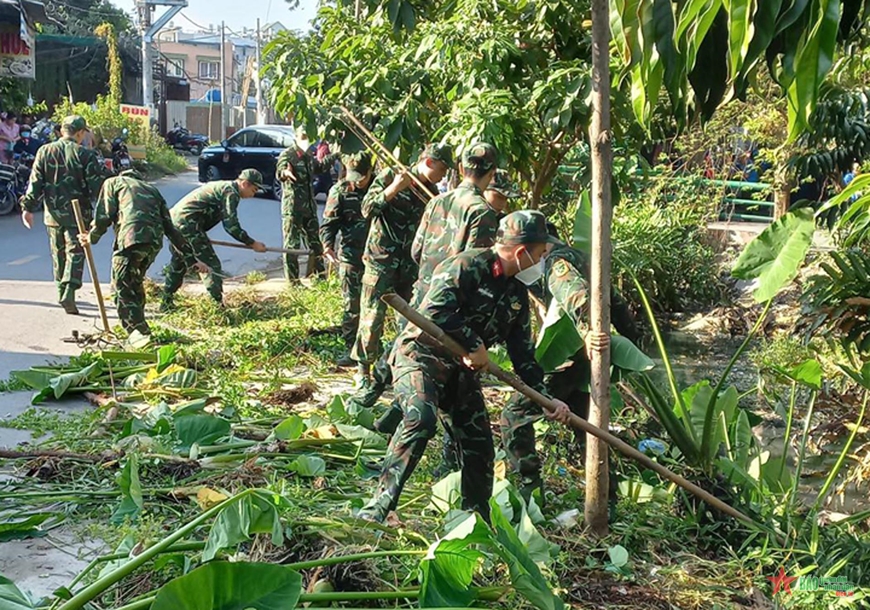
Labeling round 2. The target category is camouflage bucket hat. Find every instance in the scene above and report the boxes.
[421,143,454,169]
[462,142,498,172]
[344,152,373,183]
[62,115,88,133]
[486,169,520,198]
[239,168,264,188]
[497,210,560,246]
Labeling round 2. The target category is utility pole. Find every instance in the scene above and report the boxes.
[139,2,153,108]
[256,18,265,125]
[220,20,227,138]
[137,1,187,111]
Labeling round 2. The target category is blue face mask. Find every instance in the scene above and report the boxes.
[515,249,544,286]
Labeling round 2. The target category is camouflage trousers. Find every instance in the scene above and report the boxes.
[339,262,363,350]
[163,230,224,303]
[351,264,415,369]
[47,225,85,304]
[282,199,324,279]
[500,357,590,486]
[363,280,427,407]
[113,243,160,334]
[359,360,494,523]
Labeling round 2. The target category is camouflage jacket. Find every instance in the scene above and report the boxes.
[276,143,338,208]
[20,137,106,227]
[88,172,192,258]
[534,243,639,342]
[412,179,499,292]
[362,167,436,272]
[319,179,370,267]
[394,247,547,395]
[169,180,254,245]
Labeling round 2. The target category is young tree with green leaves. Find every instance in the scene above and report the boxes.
[263,0,592,207]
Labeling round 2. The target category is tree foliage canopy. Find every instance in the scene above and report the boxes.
[614,0,870,140]
[264,0,594,205]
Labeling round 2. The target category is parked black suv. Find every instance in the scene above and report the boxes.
[197,125,296,199]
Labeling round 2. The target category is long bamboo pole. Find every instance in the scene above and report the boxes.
[381,293,765,533]
[71,199,111,333]
[337,106,435,202]
[209,239,309,256]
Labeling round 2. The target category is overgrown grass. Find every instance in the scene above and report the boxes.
[545,171,726,315]
[145,136,189,177]
[6,276,870,609]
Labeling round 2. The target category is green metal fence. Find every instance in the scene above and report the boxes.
[558,165,774,223]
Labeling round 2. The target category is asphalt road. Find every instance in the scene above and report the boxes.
[0,170,305,375]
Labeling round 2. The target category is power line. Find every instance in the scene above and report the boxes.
[47,0,133,19]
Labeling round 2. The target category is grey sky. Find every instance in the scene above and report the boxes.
[108,0,319,33]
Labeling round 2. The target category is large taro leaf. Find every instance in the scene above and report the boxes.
[535,301,582,373]
[288,455,326,477]
[429,471,463,514]
[334,423,388,450]
[490,481,555,565]
[536,301,653,374]
[151,562,302,610]
[203,490,284,561]
[175,415,231,453]
[0,574,35,610]
[13,363,101,404]
[111,454,144,524]
[0,513,62,542]
[572,190,592,255]
[732,207,815,302]
[489,502,564,610]
[610,335,654,372]
[418,512,492,608]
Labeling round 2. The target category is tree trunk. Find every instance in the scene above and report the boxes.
[585,0,613,538]
[773,164,792,220]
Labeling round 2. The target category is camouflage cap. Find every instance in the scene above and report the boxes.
[497,210,560,246]
[421,143,454,169]
[62,115,88,133]
[462,142,498,173]
[343,152,373,183]
[238,168,264,188]
[486,169,520,198]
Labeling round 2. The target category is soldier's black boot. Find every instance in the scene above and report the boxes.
[348,375,386,411]
[335,351,356,367]
[519,477,545,509]
[59,287,78,315]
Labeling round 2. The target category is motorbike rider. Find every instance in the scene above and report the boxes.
[14,125,42,157]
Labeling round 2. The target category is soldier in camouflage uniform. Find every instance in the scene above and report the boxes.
[319,153,374,366]
[500,229,640,501]
[20,115,106,314]
[80,169,209,334]
[162,169,267,307]
[350,144,452,381]
[276,128,339,279]
[484,169,521,219]
[357,211,571,524]
[356,143,502,431]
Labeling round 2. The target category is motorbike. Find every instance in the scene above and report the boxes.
[165,125,208,156]
[12,152,34,199]
[0,161,18,215]
[31,118,57,142]
[112,128,132,173]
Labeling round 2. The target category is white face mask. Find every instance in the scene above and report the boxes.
[515,249,544,286]
[296,137,310,150]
